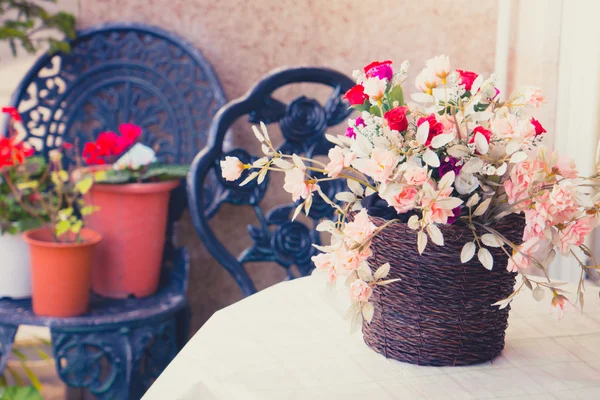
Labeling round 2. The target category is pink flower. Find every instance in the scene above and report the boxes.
[353,147,397,183]
[325,146,355,178]
[312,252,337,284]
[523,86,545,108]
[364,60,393,81]
[456,69,478,91]
[558,218,594,255]
[421,187,456,225]
[344,209,376,245]
[283,167,317,201]
[550,294,577,320]
[355,116,366,127]
[380,183,418,214]
[531,118,546,137]
[523,204,551,241]
[345,127,356,139]
[403,165,429,186]
[555,155,578,179]
[220,156,245,181]
[549,185,578,224]
[349,279,373,303]
[363,77,388,100]
[335,246,372,273]
[507,238,541,272]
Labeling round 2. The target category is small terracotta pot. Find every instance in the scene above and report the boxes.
[23,227,102,317]
[85,180,180,299]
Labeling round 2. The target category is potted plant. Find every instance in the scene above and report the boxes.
[80,124,188,299]
[1,130,101,317]
[220,57,600,366]
[0,108,45,299]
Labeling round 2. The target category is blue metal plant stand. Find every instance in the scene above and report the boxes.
[0,22,226,399]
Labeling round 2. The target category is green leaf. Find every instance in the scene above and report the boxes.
[75,176,93,195]
[141,164,188,181]
[0,386,43,400]
[70,220,83,234]
[388,85,405,106]
[369,105,381,117]
[16,181,38,190]
[55,220,71,237]
[97,170,133,184]
[58,208,73,219]
[80,205,100,216]
[352,99,371,113]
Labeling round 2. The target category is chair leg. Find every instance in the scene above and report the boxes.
[51,317,179,400]
[0,325,18,374]
[175,303,191,351]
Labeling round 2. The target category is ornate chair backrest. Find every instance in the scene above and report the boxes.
[9,22,226,272]
[188,67,355,296]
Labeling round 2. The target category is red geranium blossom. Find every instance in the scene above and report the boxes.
[82,123,142,165]
[2,107,21,122]
[0,136,34,168]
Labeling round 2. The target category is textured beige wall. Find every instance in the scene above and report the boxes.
[81,0,500,332]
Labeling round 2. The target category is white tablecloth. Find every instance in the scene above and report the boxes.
[144,275,600,400]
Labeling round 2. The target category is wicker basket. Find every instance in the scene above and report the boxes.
[362,215,524,366]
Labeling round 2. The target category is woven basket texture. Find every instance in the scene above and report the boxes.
[360,214,524,366]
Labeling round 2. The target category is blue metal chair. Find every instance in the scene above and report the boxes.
[0,22,226,399]
[187,67,355,297]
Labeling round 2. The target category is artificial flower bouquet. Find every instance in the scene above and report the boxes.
[79,124,188,299]
[220,56,600,365]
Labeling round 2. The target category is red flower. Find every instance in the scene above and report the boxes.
[363,60,393,81]
[2,106,22,122]
[384,106,409,132]
[0,136,33,168]
[456,69,479,92]
[469,126,492,144]
[531,118,546,137]
[62,142,73,150]
[417,114,445,146]
[81,124,143,165]
[343,85,368,106]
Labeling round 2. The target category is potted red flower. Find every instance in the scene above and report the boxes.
[1,112,101,316]
[81,124,188,299]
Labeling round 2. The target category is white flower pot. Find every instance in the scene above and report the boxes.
[0,232,32,299]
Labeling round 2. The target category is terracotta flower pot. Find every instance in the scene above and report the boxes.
[23,227,102,317]
[85,180,180,299]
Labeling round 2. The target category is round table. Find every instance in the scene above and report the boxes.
[144,275,600,400]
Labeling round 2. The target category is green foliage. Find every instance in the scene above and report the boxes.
[387,86,405,107]
[0,157,47,235]
[97,163,189,184]
[0,386,42,400]
[0,0,76,57]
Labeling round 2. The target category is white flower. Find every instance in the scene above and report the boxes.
[426,55,451,81]
[455,170,480,194]
[363,77,388,100]
[113,143,157,170]
[220,156,245,181]
[415,68,440,94]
